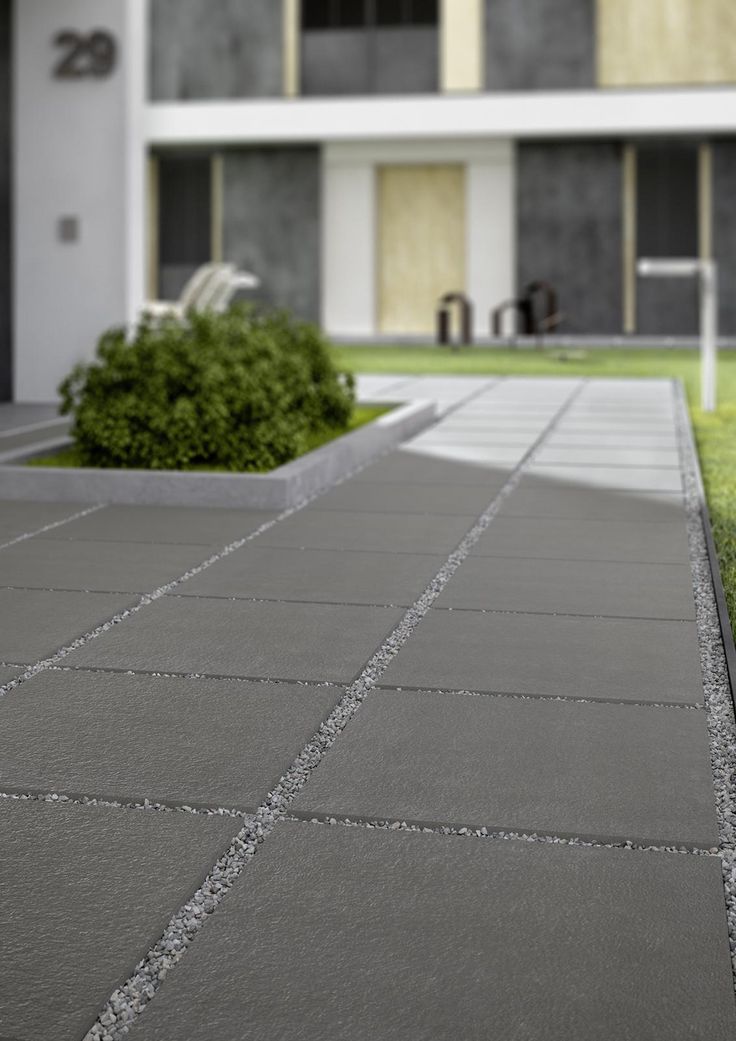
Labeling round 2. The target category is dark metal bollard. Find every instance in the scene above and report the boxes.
[436,292,473,349]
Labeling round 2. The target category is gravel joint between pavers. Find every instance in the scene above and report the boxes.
[0,502,106,551]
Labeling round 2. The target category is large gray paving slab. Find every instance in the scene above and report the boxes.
[67,596,404,682]
[526,465,683,492]
[0,537,209,593]
[0,588,138,662]
[471,515,690,563]
[381,610,704,703]
[534,447,680,467]
[436,556,695,619]
[41,503,278,546]
[499,482,686,522]
[313,479,498,516]
[352,450,511,486]
[0,670,339,811]
[295,690,718,847]
[404,443,528,466]
[132,821,736,1041]
[0,403,61,431]
[257,508,477,555]
[0,798,237,1041]
[545,431,678,448]
[0,499,90,541]
[179,546,445,607]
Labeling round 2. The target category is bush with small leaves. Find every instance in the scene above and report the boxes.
[59,306,355,471]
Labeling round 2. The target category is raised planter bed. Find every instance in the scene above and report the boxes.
[0,399,435,510]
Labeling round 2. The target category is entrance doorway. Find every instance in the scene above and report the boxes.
[378,163,465,335]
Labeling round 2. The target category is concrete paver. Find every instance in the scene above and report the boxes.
[312,479,499,515]
[179,545,445,606]
[0,537,210,593]
[499,482,686,522]
[66,595,404,682]
[294,689,719,847]
[132,822,736,1041]
[381,609,703,702]
[471,515,691,563]
[256,506,477,555]
[41,503,278,546]
[0,671,340,811]
[0,798,237,1041]
[0,587,138,662]
[435,556,696,618]
[0,375,733,1040]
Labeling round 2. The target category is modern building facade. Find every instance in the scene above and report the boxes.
[5,0,736,400]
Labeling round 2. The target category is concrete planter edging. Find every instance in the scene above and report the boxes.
[0,399,436,509]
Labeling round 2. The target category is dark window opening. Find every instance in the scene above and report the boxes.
[157,156,212,300]
[302,0,437,30]
[636,144,698,258]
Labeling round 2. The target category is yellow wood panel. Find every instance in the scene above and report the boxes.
[440,0,484,92]
[597,0,736,86]
[283,0,300,96]
[378,165,466,336]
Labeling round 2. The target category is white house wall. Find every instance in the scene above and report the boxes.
[14,0,146,402]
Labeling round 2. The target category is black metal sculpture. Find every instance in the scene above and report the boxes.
[436,292,473,350]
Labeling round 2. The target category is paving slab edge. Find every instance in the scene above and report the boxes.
[0,400,435,510]
[674,379,736,990]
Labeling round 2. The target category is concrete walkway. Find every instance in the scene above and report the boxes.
[0,376,735,1040]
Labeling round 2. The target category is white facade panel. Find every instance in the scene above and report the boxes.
[14,0,146,402]
[468,149,515,338]
[322,158,375,338]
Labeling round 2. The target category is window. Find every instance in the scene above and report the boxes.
[636,144,698,258]
[301,0,437,30]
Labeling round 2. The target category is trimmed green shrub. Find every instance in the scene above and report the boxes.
[59,306,355,472]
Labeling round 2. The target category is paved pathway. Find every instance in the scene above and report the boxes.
[1,376,735,1040]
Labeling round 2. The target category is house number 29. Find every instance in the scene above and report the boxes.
[53,30,117,79]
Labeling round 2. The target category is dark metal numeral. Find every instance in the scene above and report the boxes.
[53,30,117,79]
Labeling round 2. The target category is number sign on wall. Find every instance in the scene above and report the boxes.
[53,30,117,79]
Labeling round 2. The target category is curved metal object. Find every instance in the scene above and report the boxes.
[436,292,473,349]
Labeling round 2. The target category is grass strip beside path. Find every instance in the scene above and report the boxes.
[334,346,736,639]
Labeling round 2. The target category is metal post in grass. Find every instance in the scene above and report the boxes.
[637,258,718,412]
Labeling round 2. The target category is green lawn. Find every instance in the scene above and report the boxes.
[334,345,736,638]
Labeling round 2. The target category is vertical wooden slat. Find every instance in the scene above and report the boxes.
[147,154,160,301]
[622,144,637,334]
[210,153,224,263]
[699,142,713,261]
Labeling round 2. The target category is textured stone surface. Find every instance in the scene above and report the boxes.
[500,483,685,522]
[257,508,477,555]
[381,609,704,703]
[526,465,682,492]
[224,148,321,322]
[436,557,695,619]
[517,142,623,334]
[149,0,282,100]
[0,500,89,541]
[295,690,718,847]
[179,546,444,606]
[353,450,509,486]
[485,0,594,90]
[471,516,690,563]
[0,537,208,593]
[67,597,404,683]
[313,480,496,516]
[44,505,277,546]
[0,671,339,811]
[132,822,736,1041]
[0,588,137,662]
[0,663,20,684]
[0,799,237,1041]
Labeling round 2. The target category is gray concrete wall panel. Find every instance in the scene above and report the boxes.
[301,27,438,95]
[517,142,623,334]
[713,140,736,336]
[150,0,282,101]
[485,0,595,91]
[0,0,10,399]
[223,149,321,323]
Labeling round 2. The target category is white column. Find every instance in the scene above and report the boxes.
[467,144,515,339]
[14,0,147,402]
[322,150,376,339]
